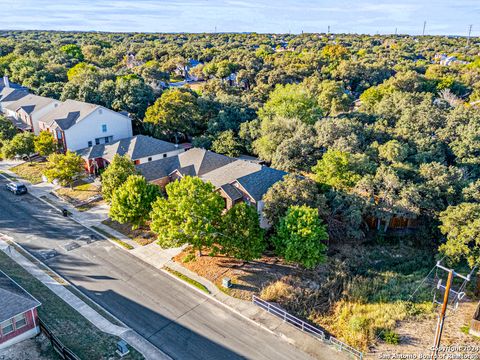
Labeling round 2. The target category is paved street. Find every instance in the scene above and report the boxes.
[0,177,313,360]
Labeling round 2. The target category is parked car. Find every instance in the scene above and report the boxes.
[5,182,28,195]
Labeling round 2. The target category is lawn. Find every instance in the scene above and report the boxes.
[102,218,156,246]
[10,161,48,184]
[55,180,103,209]
[0,251,143,360]
[164,266,210,294]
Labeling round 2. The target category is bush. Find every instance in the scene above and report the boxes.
[260,280,294,302]
[381,329,400,345]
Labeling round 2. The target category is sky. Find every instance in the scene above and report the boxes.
[1,0,480,36]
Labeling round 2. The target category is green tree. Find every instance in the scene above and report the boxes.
[378,140,409,163]
[273,205,328,269]
[112,74,154,120]
[0,115,17,148]
[259,83,322,125]
[219,203,265,261]
[61,44,84,61]
[150,176,224,255]
[144,88,201,142]
[262,175,328,227]
[439,203,480,267]
[109,175,160,229]
[2,132,34,160]
[44,151,84,187]
[100,154,137,202]
[34,131,57,156]
[211,130,243,157]
[316,80,352,116]
[312,149,363,190]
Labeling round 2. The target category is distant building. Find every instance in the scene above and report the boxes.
[0,270,41,350]
[435,53,469,66]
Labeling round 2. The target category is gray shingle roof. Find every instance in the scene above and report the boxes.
[77,135,180,162]
[3,94,56,114]
[220,183,243,201]
[0,88,29,104]
[136,156,180,181]
[0,271,41,323]
[39,99,98,130]
[236,166,287,201]
[177,148,235,176]
[0,78,27,92]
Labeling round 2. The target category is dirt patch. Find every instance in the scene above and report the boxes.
[173,247,297,300]
[55,180,103,209]
[0,334,57,360]
[102,218,156,246]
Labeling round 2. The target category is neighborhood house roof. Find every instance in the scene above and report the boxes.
[136,148,287,202]
[0,270,41,323]
[3,94,56,114]
[0,88,29,104]
[39,99,99,130]
[0,78,27,92]
[78,135,181,162]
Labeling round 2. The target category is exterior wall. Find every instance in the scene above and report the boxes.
[150,176,170,188]
[2,107,17,118]
[30,102,61,135]
[135,148,185,164]
[63,108,133,151]
[0,308,39,349]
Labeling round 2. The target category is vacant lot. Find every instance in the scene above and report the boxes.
[0,251,143,360]
[10,162,47,184]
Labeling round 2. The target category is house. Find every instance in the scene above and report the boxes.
[2,94,61,134]
[38,99,133,152]
[137,148,287,227]
[0,270,41,350]
[77,135,185,174]
[0,76,28,93]
[0,88,29,114]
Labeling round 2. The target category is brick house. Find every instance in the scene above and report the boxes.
[77,135,185,175]
[137,148,287,227]
[0,271,41,350]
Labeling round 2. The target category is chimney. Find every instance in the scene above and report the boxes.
[3,76,9,89]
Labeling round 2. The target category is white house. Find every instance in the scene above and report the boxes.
[38,99,133,152]
[2,94,61,134]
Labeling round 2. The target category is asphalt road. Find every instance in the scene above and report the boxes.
[0,178,313,360]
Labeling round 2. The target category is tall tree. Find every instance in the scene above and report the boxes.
[2,132,34,160]
[219,203,265,261]
[34,131,57,157]
[150,176,224,255]
[44,151,84,187]
[100,154,137,202]
[273,205,329,269]
[109,175,160,229]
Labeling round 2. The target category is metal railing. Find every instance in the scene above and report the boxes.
[39,318,81,360]
[252,295,326,340]
[252,295,363,360]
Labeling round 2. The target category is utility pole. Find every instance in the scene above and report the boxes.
[395,27,397,35]
[431,262,472,360]
[422,21,427,36]
[327,25,330,35]
[467,24,473,46]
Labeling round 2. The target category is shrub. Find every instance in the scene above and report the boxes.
[381,329,400,345]
[260,280,294,302]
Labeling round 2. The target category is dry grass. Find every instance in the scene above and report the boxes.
[10,161,48,184]
[102,218,156,246]
[260,280,295,302]
[55,180,102,208]
[173,247,297,300]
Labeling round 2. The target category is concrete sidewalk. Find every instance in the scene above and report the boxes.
[0,235,170,360]
[1,161,349,360]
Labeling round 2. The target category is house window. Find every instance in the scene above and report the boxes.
[148,157,152,162]
[57,131,62,139]
[101,124,107,133]
[1,319,14,335]
[14,314,27,329]
[95,138,100,145]
[88,141,93,147]
[105,137,110,143]
[163,154,167,158]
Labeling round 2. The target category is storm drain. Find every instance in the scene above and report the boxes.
[35,249,58,260]
[62,241,80,252]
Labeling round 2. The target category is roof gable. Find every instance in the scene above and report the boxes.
[0,271,41,323]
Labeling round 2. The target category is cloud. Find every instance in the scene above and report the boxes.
[0,0,478,35]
